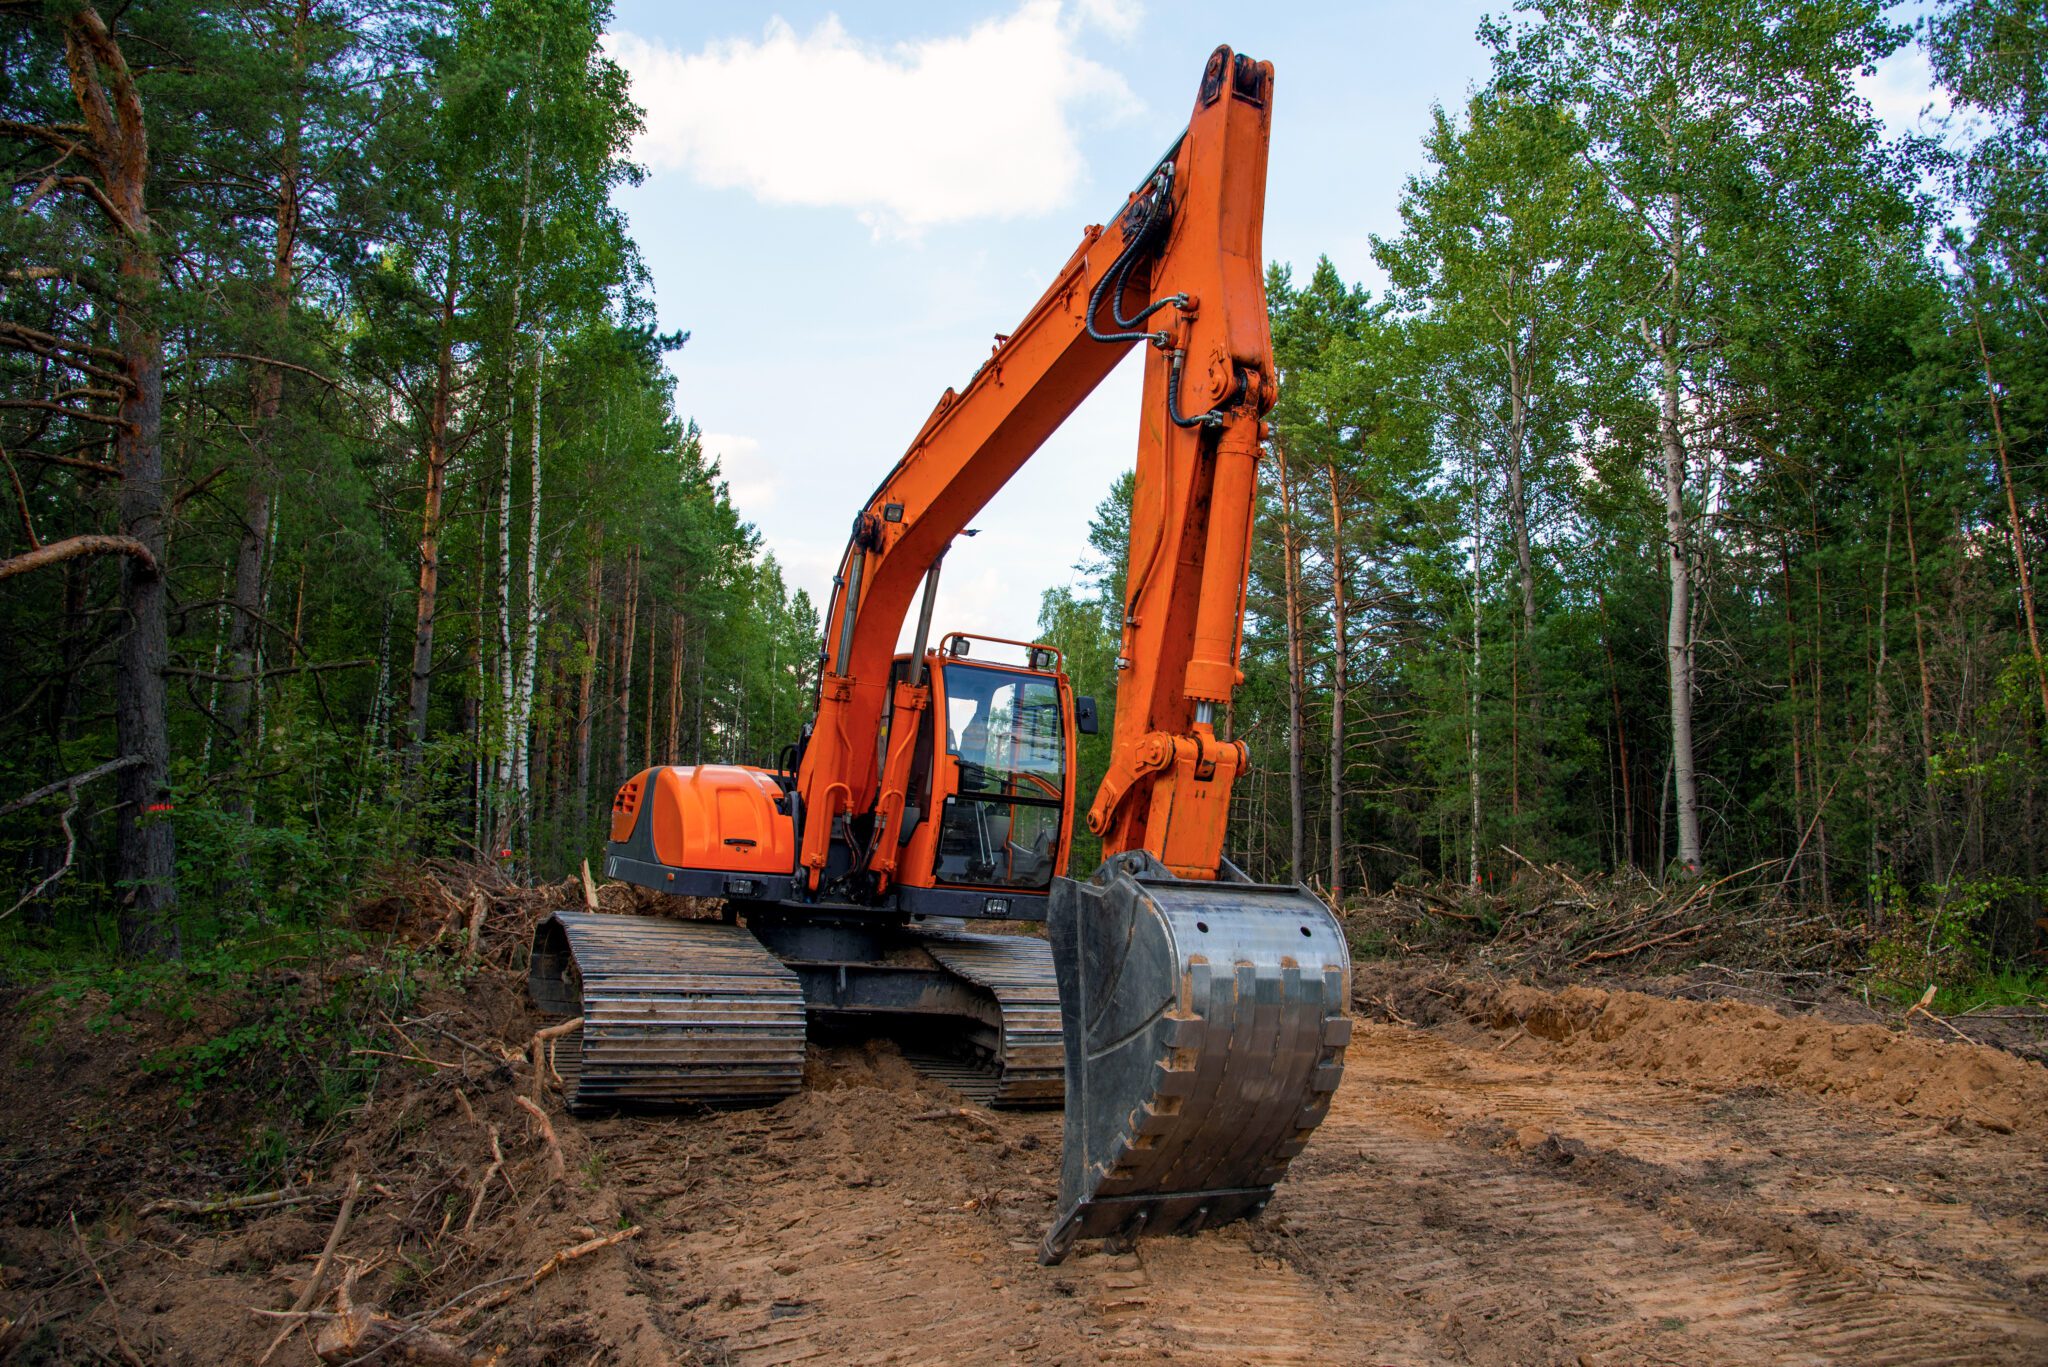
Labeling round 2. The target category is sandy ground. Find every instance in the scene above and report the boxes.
[6,958,2047,1365]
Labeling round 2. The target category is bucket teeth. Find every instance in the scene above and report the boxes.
[1039,852,1352,1265]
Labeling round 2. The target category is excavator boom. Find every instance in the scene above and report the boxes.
[531,46,1351,1267]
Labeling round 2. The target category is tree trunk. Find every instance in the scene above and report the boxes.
[494,91,540,812]
[1897,449,1941,874]
[223,3,308,744]
[666,610,684,761]
[1598,588,1633,869]
[64,10,177,955]
[644,610,657,772]
[1808,500,1831,907]
[616,547,640,784]
[1323,462,1348,903]
[515,333,544,827]
[1504,306,1540,816]
[1468,449,1483,893]
[1969,303,2048,721]
[1657,310,1703,872]
[495,384,514,798]
[1274,441,1307,883]
[407,207,464,752]
[575,550,601,816]
[1780,545,1808,893]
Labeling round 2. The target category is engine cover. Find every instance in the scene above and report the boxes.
[608,765,796,888]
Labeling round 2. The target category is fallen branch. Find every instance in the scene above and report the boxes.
[464,890,486,967]
[431,1225,641,1331]
[69,1213,145,1367]
[3,783,82,922]
[529,1016,581,1099]
[1499,845,1592,902]
[139,1183,326,1217]
[350,1046,459,1070]
[255,1173,359,1366]
[913,1106,999,1129]
[1372,993,1415,1027]
[0,533,157,583]
[514,1095,566,1181]
[1904,985,1975,1044]
[463,1128,503,1233]
[402,1018,512,1068]
[1574,921,1702,966]
[317,1269,472,1367]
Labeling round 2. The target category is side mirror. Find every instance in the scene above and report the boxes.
[1074,695,1099,736]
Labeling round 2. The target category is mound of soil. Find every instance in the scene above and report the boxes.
[1377,972,2048,1135]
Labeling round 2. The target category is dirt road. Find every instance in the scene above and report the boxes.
[578,982,2048,1366]
[9,957,2047,1366]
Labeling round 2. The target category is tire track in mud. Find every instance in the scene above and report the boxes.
[1260,1023,2048,1365]
[580,1012,2048,1365]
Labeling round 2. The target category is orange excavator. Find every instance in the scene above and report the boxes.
[529,47,1351,1265]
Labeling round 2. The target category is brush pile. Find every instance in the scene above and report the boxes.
[1342,855,1854,979]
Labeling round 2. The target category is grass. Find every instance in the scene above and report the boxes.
[1870,967,2048,1016]
[2,915,413,1190]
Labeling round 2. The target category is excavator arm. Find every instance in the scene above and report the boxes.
[792,49,1351,1264]
[797,46,1279,891]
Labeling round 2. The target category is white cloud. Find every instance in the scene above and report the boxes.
[700,431,778,511]
[608,3,1141,236]
[1074,0,1144,40]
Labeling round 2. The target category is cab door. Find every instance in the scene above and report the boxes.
[906,661,1073,892]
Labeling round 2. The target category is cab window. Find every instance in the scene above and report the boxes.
[934,664,1064,889]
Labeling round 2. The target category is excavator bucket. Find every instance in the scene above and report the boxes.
[1038,851,1352,1264]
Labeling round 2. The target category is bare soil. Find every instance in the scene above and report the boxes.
[5,910,2047,1365]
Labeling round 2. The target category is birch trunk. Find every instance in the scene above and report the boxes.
[495,128,536,803]
[515,333,544,813]
[1897,451,1940,871]
[1657,309,1702,871]
[1780,546,1807,893]
[1504,307,1539,812]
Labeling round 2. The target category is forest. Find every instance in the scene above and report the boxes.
[3,0,2045,999]
[0,0,819,963]
[1038,0,2047,993]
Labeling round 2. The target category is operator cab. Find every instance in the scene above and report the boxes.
[884,633,1095,912]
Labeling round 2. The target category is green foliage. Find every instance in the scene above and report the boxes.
[9,926,392,1184]
[0,1,814,954]
[1216,0,2048,989]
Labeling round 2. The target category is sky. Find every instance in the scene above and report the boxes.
[603,0,1950,646]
